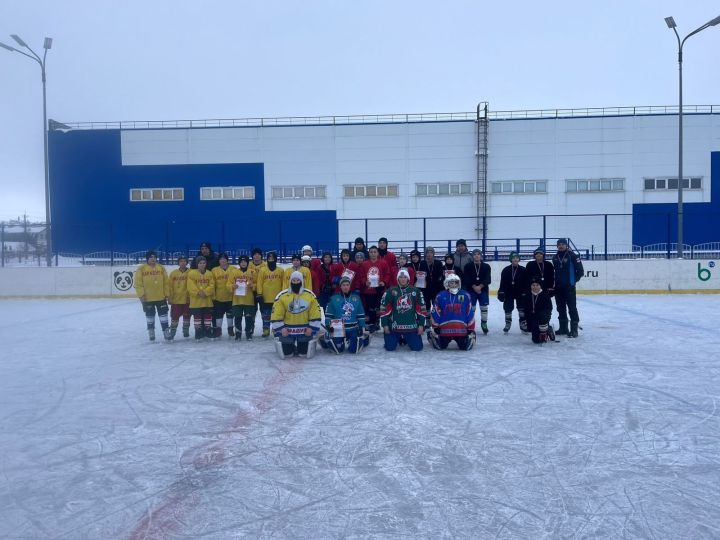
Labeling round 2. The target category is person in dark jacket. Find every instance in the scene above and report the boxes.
[552,238,584,337]
[350,237,370,261]
[523,277,555,344]
[453,239,473,273]
[191,242,219,270]
[442,253,461,278]
[417,246,445,312]
[497,251,527,333]
[462,249,491,334]
[409,250,422,273]
[525,247,554,294]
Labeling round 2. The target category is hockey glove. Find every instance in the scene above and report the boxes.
[497,291,505,302]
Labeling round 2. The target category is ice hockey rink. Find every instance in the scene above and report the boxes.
[1,295,719,539]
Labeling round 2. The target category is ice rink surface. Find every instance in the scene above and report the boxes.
[1,295,719,539]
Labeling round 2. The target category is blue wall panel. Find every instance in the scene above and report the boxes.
[48,130,338,254]
[632,151,719,246]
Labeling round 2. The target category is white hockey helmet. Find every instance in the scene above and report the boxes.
[444,273,461,293]
[397,269,410,284]
[302,245,313,253]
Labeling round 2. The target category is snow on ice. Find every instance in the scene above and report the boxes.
[0,295,719,538]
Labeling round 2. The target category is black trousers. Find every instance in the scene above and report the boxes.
[555,285,579,323]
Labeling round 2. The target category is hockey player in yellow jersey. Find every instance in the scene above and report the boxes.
[134,250,171,341]
[227,255,257,340]
[283,254,313,291]
[256,251,284,337]
[168,255,191,339]
[248,247,267,316]
[211,253,235,338]
[187,256,215,339]
[271,271,321,358]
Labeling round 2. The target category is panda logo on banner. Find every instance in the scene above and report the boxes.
[114,271,134,292]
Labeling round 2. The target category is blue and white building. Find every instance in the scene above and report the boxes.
[48,104,720,255]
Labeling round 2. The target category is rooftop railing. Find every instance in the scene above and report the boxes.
[51,105,720,131]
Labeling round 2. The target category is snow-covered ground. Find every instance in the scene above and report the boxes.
[1,295,719,539]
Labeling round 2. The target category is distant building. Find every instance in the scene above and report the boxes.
[48,105,720,254]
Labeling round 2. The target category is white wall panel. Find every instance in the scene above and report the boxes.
[120,114,719,247]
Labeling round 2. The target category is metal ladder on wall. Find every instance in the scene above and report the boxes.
[475,102,489,247]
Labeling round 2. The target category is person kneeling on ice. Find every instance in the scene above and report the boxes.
[270,271,322,358]
[523,277,556,344]
[428,274,477,350]
[320,276,369,354]
[379,269,427,351]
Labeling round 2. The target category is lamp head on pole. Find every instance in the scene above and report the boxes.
[664,16,677,29]
[0,41,17,52]
[43,37,53,50]
[10,34,28,47]
[708,15,720,26]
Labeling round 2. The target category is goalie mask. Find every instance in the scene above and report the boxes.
[444,273,461,294]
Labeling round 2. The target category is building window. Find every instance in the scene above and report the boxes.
[566,178,625,193]
[200,186,255,200]
[130,188,184,202]
[490,180,548,194]
[343,184,399,198]
[271,185,327,199]
[643,177,702,191]
[416,182,473,197]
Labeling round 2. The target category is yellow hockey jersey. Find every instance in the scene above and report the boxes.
[187,269,215,308]
[256,266,285,303]
[212,265,234,303]
[248,261,267,286]
[226,266,255,306]
[283,266,313,291]
[270,289,321,335]
[134,263,169,302]
[168,267,190,305]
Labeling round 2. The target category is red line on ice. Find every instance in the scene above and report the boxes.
[127,359,304,540]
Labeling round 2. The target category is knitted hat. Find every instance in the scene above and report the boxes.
[397,269,410,282]
[534,247,545,256]
[145,250,157,261]
[456,239,467,247]
[556,238,568,246]
[339,275,352,284]
[509,251,520,261]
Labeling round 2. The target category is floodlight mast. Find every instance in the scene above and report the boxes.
[664,15,720,258]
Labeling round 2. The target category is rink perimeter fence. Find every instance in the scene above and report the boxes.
[2,212,720,267]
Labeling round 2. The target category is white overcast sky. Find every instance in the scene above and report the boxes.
[1,0,718,221]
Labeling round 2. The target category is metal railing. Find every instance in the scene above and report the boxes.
[2,242,719,268]
[50,104,720,131]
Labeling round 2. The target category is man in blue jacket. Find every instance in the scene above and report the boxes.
[552,238,584,337]
[320,276,369,353]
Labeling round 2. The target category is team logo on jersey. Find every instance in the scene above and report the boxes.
[342,300,355,320]
[113,271,133,291]
[288,298,310,314]
[397,294,412,313]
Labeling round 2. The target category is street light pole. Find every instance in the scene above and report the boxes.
[664,15,720,258]
[0,34,53,266]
